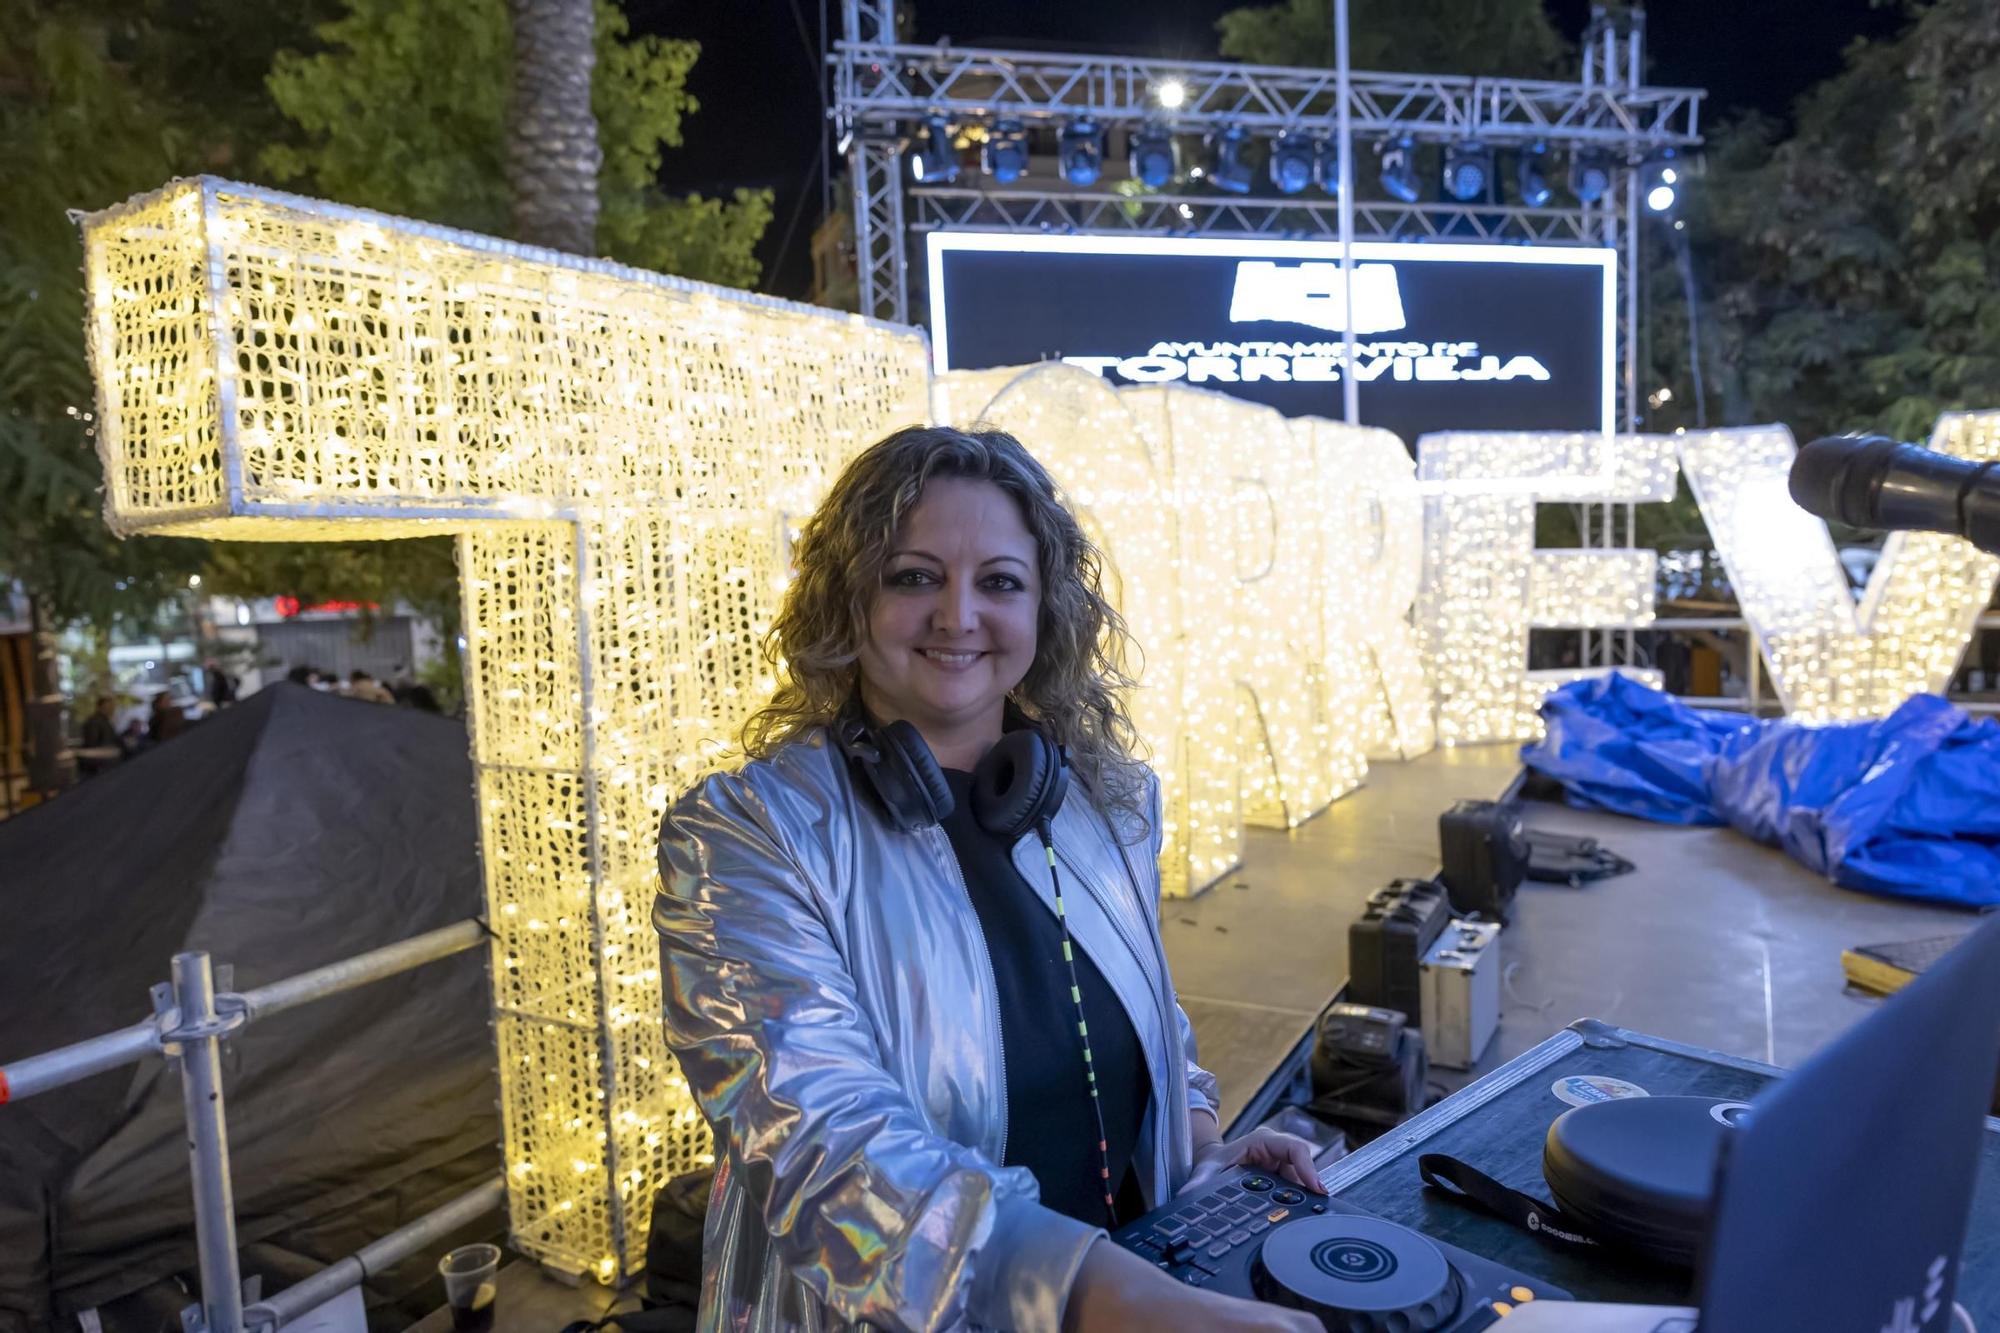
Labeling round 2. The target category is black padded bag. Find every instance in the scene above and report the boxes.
[1541,1095,1736,1268]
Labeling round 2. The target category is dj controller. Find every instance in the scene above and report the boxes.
[1112,1166,1569,1330]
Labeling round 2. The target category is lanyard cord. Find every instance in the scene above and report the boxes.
[1041,825,1119,1229]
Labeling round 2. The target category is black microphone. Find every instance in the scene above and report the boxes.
[1788,434,2000,556]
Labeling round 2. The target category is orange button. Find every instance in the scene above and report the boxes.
[1511,1286,1536,1302]
[1267,1208,1290,1223]
[1492,1302,1515,1317]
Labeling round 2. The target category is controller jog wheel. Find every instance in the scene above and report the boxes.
[1251,1214,1462,1333]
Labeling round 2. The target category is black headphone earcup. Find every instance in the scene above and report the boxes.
[970,728,1069,842]
[875,718,954,831]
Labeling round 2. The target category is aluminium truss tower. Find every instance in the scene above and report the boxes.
[832,3,1704,671]
[831,3,1702,423]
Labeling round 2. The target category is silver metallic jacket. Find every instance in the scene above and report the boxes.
[654,727,1221,1332]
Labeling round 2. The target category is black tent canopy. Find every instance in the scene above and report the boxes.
[0,683,500,1331]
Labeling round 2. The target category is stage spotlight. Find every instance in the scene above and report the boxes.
[1569,149,1612,204]
[1270,131,1316,195]
[1378,135,1419,204]
[1313,137,1342,194]
[1643,149,1681,212]
[1156,79,1187,109]
[984,118,1028,183]
[911,114,957,184]
[1130,124,1177,189]
[1442,142,1493,202]
[1207,124,1254,194]
[1060,117,1106,186]
[1516,141,1552,207]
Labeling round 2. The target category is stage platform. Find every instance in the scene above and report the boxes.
[1451,793,1980,1085]
[1174,743,1984,1127]
[1162,743,1523,1129]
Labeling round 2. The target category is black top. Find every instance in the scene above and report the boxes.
[938,767,1152,1228]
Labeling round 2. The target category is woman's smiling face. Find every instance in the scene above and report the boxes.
[856,476,1041,755]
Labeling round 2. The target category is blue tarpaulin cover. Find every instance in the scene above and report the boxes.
[1520,673,2000,908]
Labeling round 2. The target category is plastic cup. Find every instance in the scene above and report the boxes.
[438,1243,501,1333]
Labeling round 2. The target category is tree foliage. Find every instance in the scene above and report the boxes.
[1646,0,2000,444]
[0,2,310,629]
[264,0,773,287]
[1215,0,1569,78]
[1,0,772,643]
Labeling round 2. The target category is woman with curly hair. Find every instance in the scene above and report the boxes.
[655,426,1323,1332]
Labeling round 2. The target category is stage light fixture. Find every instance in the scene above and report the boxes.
[1378,136,1419,204]
[1206,124,1254,194]
[1156,79,1187,109]
[1442,142,1493,202]
[1313,138,1342,194]
[1270,132,1316,195]
[1060,117,1106,186]
[1130,124,1177,189]
[1569,149,1612,204]
[1516,142,1552,207]
[984,118,1028,183]
[1643,149,1680,213]
[911,114,957,184]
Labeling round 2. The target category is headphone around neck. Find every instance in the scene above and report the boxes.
[834,700,1070,840]
[832,697,1127,1225]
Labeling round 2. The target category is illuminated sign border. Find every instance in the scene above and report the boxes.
[924,232,1618,443]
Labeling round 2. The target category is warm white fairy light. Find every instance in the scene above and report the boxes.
[944,369,1432,895]
[1416,432,1674,743]
[1303,419,1435,762]
[80,178,931,1281]
[1678,418,2000,720]
[944,365,1205,891]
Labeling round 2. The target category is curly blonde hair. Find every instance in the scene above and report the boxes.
[741,425,1152,838]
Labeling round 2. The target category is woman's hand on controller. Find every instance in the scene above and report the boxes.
[1183,1126,1329,1197]
[1061,1239,1326,1333]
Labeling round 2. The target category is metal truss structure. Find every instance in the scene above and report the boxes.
[833,41,1703,145]
[833,3,1706,672]
[909,189,1607,246]
[831,5,1703,348]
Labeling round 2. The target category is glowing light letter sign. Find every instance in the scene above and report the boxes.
[1304,420,1434,761]
[938,364,1202,892]
[80,179,931,1280]
[1416,433,1676,743]
[943,369,1424,896]
[1680,418,2000,720]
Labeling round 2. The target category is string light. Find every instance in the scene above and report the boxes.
[944,368,1433,894]
[81,178,930,1281]
[1415,432,1674,744]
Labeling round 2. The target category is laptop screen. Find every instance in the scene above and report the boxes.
[1698,913,2000,1331]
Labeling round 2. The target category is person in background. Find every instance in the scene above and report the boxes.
[77,696,126,775]
[148,691,186,746]
[393,680,444,713]
[203,658,238,708]
[347,669,395,704]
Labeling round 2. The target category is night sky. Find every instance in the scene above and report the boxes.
[624,0,1910,300]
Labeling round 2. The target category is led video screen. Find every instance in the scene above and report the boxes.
[927,233,1614,446]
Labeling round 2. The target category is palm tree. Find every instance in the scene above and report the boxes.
[505,0,601,255]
